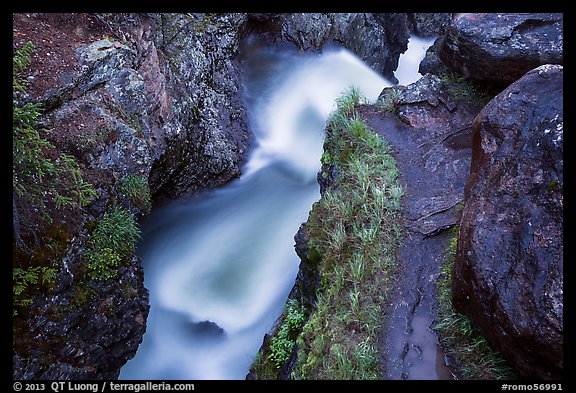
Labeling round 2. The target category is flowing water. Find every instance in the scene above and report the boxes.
[120,34,433,380]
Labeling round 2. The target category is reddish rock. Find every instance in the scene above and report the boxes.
[452,64,563,379]
[437,13,563,84]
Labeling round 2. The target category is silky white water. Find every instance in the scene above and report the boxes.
[394,36,436,86]
[120,35,431,380]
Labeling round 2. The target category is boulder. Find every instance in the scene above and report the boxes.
[437,13,563,84]
[452,64,563,379]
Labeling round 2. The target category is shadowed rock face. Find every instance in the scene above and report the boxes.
[452,64,563,380]
[246,13,411,83]
[437,13,563,84]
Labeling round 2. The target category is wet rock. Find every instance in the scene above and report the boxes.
[407,13,454,37]
[358,73,481,379]
[437,13,563,84]
[14,254,150,380]
[337,13,410,82]
[144,13,252,198]
[418,38,451,76]
[452,64,563,379]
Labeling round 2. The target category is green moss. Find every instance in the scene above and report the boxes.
[377,87,401,114]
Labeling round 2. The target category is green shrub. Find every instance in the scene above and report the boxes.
[84,206,141,280]
[268,299,306,368]
[120,174,152,214]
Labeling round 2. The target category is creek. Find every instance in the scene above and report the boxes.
[120,35,433,380]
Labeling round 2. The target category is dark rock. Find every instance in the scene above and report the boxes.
[368,72,480,240]
[247,13,281,22]
[437,13,563,84]
[14,254,150,380]
[452,64,563,379]
[407,13,454,37]
[189,320,226,337]
[418,38,451,76]
[341,13,410,82]
[291,223,321,312]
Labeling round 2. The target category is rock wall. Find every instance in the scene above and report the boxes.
[248,13,412,83]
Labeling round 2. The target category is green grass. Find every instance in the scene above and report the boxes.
[120,173,152,214]
[434,225,519,380]
[437,71,493,106]
[287,87,403,379]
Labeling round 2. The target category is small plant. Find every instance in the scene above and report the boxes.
[268,299,306,369]
[84,206,141,280]
[120,174,152,214]
[438,71,491,105]
[320,150,333,166]
[13,40,35,93]
[13,266,57,316]
[13,40,96,247]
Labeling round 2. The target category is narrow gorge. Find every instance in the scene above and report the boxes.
[12,13,563,382]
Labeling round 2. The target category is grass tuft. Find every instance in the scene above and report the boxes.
[84,206,141,280]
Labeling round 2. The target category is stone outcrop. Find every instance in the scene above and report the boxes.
[437,13,563,84]
[361,73,484,380]
[452,64,563,379]
[98,13,252,199]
